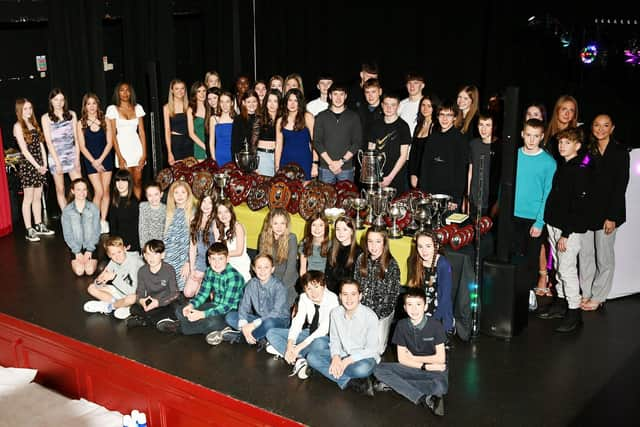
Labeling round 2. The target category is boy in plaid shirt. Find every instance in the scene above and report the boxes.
[157,242,245,336]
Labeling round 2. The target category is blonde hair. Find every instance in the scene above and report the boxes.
[258,208,292,264]
[165,181,196,232]
[167,79,189,117]
[545,95,579,145]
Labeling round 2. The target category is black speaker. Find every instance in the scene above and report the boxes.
[480,258,529,339]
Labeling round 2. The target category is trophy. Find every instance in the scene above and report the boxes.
[361,189,377,225]
[235,138,259,172]
[346,197,368,229]
[431,194,451,229]
[388,201,407,239]
[214,171,230,200]
[405,193,427,236]
[324,207,345,225]
[415,199,433,232]
[357,148,386,191]
[380,186,397,203]
[369,192,389,228]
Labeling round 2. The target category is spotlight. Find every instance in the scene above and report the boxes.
[624,39,640,65]
[560,31,572,48]
[580,44,598,64]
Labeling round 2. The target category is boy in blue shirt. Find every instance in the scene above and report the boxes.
[513,118,556,289]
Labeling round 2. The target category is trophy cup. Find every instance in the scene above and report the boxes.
[235,138,260,173]
[324,207,345,225]
[361,189,377,225]
[369,192,389,228]
[214,171,230,200]
[404,193,425,236]
[380,186,397,203]
[388,201,407,239]
[415,199,433,232]
[346,197,368,229]
[430,194,451,229]
[357,148,386,192]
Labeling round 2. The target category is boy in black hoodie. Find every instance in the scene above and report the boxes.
[538,128,593,333]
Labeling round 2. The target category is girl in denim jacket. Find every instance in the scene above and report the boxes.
[61,178,101,276]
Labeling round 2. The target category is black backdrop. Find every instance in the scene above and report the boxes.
[1,1,638,158]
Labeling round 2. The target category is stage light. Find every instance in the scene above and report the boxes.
[580,44,598,64]
[560,32,572,48]
[624,39,640,65]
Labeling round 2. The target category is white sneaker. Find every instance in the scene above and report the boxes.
[528,290,538,311]
[114,306,131,320]
[295,359,310,379]
[266,344,283,357]
[25,227,40,242]
[83,300,113,314]
[206,326,234,346]
[100,220,110,234]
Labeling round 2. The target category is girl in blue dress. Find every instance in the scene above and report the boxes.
[210,91,235,167]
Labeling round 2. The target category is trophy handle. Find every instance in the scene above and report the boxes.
[380,152,386,170]
[357,149,363,166]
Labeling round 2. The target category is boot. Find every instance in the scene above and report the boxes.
[555,308,583,333]
[536,297,567,320]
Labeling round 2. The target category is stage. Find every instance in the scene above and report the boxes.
[1,226,639,426]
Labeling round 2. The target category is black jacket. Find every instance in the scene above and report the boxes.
[418,127,468,201]
[544,155,594,237]
[588,141,630,229]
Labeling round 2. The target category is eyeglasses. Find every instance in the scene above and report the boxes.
[438,112,455,118]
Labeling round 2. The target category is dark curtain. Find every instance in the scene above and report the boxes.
[47,0,105,111]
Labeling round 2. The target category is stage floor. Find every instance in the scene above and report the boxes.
[1,225,639,426]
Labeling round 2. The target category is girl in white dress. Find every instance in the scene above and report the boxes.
[213,199,251,282]
[106,82,146,199]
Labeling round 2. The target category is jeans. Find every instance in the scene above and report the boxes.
[306,345,376,389]
[266,328,330,358]
[318,167,354,184]
[174,302,228,335]
[225,311,290,340]
[374,363,448,404]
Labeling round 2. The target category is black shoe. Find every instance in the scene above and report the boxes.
[222,330,243,344]
[156,318,180,334]
[126,316,148,329]
[256,338,268,352]
[347,377,374,397]
[554,308,583,333]
[422,395,445,416]
[537,298,567,320]
[372,378,392,392]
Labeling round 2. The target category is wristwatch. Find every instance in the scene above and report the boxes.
[421,362,427,371]
[340,157,346,166]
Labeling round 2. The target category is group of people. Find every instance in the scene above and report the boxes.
[10,62,631,415]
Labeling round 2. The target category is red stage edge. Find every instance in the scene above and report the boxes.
[0,313,303,427]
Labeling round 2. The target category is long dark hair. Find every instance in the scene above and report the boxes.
[328,215,358,268]
[47,88,72,122]
[190,193,216,246]
[80,93,106,130]
[414,95,438,137]
[189,80,206,112]
[358,226,391,280]
[280,88,307,132]
[302,212,330,257]
[214,199,239,244]
[111,169,136,207]
[408,230,444,289]
[112,82,137,107]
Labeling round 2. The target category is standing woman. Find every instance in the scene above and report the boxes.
[545,95,579,163]
[204,70,221,89]
[256,89,282,176]
[409,95,438,188]
[106,82,147,199]
[77,93,114,234]
[275,88,316,180]
[163,79,191,165]
[269,75,284,93]
[188,81,208,161]
[455,85,480,141]
[231,90,260,161]
[579,114,630,311]
[209,91,235,166]
[41,88,81,210]
[13,98,53,241]
[204,87,220,158]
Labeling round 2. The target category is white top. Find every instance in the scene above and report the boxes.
[398,98,420,136]
[288,289,339,343]
[225,226,252,283]
[106,104,146,168]
[306,98,329,117]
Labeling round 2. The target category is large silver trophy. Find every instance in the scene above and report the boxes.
[357,148,386,191]
[213,171,230,200]
[235,138,259,172]
[345,197,368,229]
[431,194,451,229]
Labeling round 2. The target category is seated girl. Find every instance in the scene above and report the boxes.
[324,215,361,293]
[213,200,252,282]
[185,192,216,297]
[299,212,330,276]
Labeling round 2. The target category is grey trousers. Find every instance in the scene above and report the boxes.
[374,363,448,404]
[579,229,617,302]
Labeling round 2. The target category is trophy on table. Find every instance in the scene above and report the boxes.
[213,171,230,200]
[357,142,387,192]
[369,191,389,228]
[430,194,452,229]
[388,201,407,239]
[415,198,433,232]
[405,193,427,236]
[345,197,368,229]
[234,138,259,173]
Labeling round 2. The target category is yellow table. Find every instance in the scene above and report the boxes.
[235,203,413,283]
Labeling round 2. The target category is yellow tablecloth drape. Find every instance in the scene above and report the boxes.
[234,203,413,283]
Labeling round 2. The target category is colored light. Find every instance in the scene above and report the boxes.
[624,49,640,65]
[580,44,598,64]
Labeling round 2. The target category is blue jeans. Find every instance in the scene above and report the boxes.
[174,302,227,335]
[318,167,354,184]
[266,328,330,358]
[306,345,376,389]
[225,311,290,340]
[374,363,448,404]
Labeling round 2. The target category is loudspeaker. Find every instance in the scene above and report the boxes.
[480,258,529,339]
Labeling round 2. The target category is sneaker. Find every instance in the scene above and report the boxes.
[83,300,113,314]
[422,395,445,416]
[156,318,180,334]
[100,220,110,234]
[266,344,283,358]
[113,306,131,320]
[222,329,243,344]
[297,364,313,380]
[346,377,374,397]
[289,358,307,377]
[34,223,55,236]
[25,228,40,242]
[372,379,392,392]
[126,316,148,328]
[206,326,234,346]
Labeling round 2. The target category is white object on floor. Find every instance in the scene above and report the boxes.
[114,306,131,320]
[83,300,113,314]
